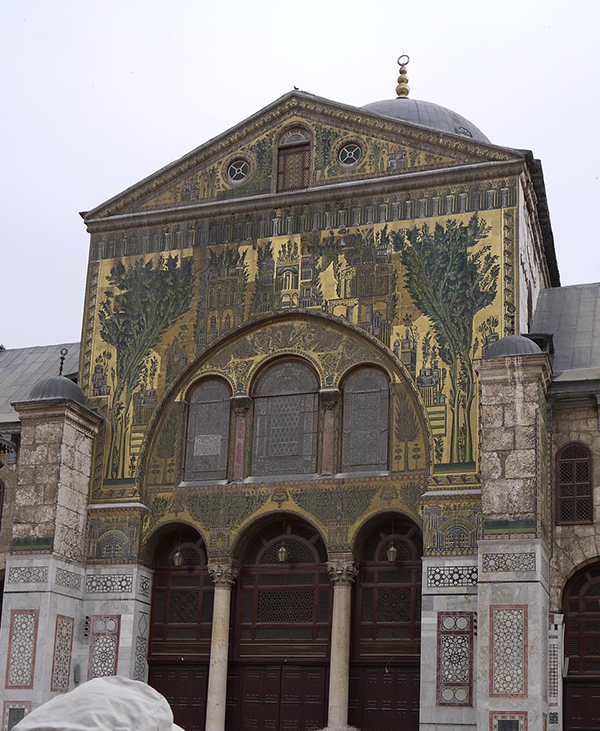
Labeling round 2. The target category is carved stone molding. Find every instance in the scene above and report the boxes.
[327,561,358,586]
[207,563,239,587]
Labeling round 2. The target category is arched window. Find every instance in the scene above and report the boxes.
[341,368,389,472]
[276,128,311,193]
[557,442,593,525]
[563,562,600,677]
[251,360,318,476]
[185,379,230,481]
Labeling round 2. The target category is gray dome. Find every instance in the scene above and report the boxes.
[28,376,88,407]
[482,335,542,359]
[361,98,490,144]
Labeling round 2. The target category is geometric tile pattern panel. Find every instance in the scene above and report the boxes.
[85,574,133,594]
[548,712,559,726]
[88,615,120,680]
[2,701,31,731]
[490,605,528,698]
[139,575,151,598]
[427,566,478,587]
[548,643,559,702]
[437,612,474,706]
[50,615,74,693]
[55,567,82,590]
[7,567,48,584]
[5,611,39,689]
[133,611,149,682]
[482,553,536,573]
[489,711,528,731]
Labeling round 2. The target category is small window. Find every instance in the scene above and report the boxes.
[557,442,593,525]
[276,128,311,193]
[338,143,362,166]
[227,158,250,183]
[185,380,231,481]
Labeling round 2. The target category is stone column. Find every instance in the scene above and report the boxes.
[230,396,251,481]
[205,563,238,731]
[326,560,357,728]
[320,389,340,475]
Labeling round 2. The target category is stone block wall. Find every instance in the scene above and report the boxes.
[550,405,600,611]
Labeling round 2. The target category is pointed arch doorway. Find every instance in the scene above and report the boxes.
[349,517,422,731]
[226,520,332,731]
[148,527,213,731]
[563,562,600,731]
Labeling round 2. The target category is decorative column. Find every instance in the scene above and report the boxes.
[320,389,340,475]
[326,560,357,728]
[230,396,251,481]
[205,563,238,731]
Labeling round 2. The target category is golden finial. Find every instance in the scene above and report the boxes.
[396,55,410,98]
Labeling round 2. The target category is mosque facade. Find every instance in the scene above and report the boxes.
[0,60,599,731]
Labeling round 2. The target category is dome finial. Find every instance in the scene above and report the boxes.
[396,55,410,98]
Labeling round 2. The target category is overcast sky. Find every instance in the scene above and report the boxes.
[2,0,599,350]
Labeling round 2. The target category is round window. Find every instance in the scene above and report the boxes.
[227,159,250,183]
[338,143,362,166]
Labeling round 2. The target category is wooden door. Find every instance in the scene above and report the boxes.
[349,665,420,731]
[149,664,208,731]
[148,528,212,731]
[564,681,600,730]
[226,664,327,731]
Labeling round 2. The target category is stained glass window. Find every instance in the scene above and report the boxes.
[185,379,230,481]
[252,361,318,476]
[342,368,389,472]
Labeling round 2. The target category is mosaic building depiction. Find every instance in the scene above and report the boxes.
[1,57,600,731]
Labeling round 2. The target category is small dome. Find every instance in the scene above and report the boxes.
[361,98,490,144]
[482,335,542,359]
[28,376,88,407]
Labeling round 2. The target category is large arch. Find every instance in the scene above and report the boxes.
[136,311,432,536]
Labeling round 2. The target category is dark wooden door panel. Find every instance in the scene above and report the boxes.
[349,665,419,731]
[564,681,600,730]
[227,664,327,731]
[149,664,208,731]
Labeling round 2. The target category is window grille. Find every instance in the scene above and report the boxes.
[557,442,593,525]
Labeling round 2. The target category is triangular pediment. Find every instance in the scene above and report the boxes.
[84,91,523,221]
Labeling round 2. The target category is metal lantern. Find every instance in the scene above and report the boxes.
[173,549,184,567]
[386,541,398,564]
[278,542,288,563]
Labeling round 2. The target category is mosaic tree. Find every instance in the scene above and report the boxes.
[393,214,498,465]
[99,255,193,479]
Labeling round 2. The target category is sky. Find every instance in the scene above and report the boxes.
[2,0,599,349]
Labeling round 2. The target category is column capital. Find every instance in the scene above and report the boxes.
[319,388,341,410]
[327,561,358,585]
[208,563,239,587]
[230,395,252,414]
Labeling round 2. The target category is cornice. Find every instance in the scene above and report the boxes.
[85,158,525,234]
[83,91,523,224]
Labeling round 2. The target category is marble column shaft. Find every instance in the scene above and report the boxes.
[205,564,238,731]
[326,561,357,728]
